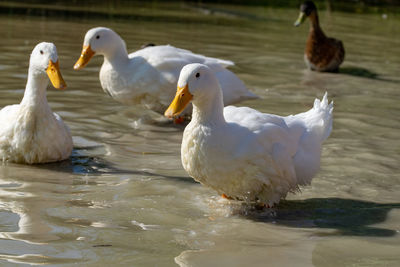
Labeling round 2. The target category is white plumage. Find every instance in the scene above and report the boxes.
[166,63,333,205]
[0,42,73,164]
[74,27,257,114]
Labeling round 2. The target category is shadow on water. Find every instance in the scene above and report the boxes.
[246,198,400,237]
[31,146,195,184]
[339,67,399,83]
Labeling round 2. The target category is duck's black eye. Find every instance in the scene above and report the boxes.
[195,72,200,78]
[40,50,44,55]
[96,35,100,39]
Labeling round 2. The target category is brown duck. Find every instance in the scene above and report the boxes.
[294,1,345,72]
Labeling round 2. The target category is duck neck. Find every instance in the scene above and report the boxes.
[308,11,321,30]
[308,11,326,39]
[191,89,226,126]
[103,42,129,68]
[20,69,49,110]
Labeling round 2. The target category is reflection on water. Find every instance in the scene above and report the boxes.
[0,1,399,266]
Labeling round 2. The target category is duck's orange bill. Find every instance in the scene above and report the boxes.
[73,45,95,70]
[46,60,67,90]
[164,84,193,118]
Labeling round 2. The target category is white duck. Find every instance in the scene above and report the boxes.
[0,42,73,164]
[165,63,333,205]
[74,27,257,114]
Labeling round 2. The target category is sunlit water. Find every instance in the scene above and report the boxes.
[0,2,399,266]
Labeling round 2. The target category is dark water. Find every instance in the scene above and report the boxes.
[0,2,399,266]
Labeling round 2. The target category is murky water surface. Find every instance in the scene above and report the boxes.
[0,2,399,266]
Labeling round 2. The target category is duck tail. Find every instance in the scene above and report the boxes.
[310,92,334,142]
[289,92,333,185]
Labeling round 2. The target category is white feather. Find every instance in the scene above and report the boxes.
[80,27,257,114]
[178,64,333,205]
[0,43,73,164]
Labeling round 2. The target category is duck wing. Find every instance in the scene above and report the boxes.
[131,45,257,105]
[224,106,299,199]
[224,93,333,187]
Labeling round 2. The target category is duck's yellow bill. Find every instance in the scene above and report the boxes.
[164,85,193,118]
[74,45,95,70]
[294,12,307,27]
[46,60,67,90]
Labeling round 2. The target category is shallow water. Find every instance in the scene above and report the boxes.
[0,2,400,266]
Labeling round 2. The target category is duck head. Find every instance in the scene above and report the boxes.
[165,63,220,118]
[74,27,127,70]
[30,42,66,89]
[294,1,317,27]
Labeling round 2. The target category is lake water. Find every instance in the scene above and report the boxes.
[0,2,399,266]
